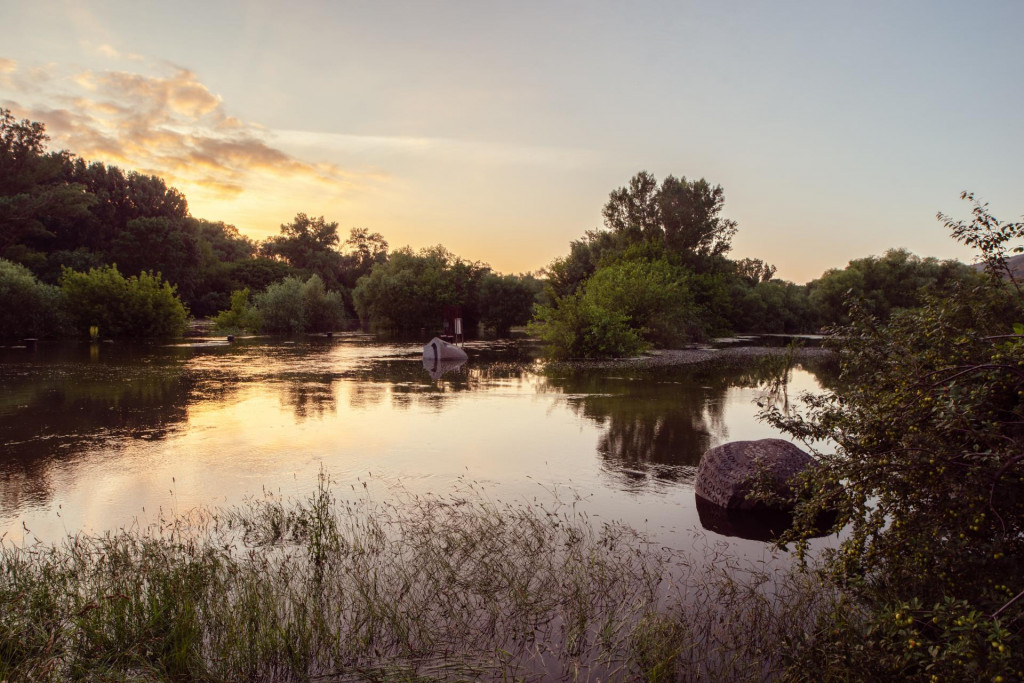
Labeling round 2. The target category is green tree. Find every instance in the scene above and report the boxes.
[0,109,93,266]
[529,289,644,360]
[531,259,694,357]
[478,273,541,336]
[340,227,389,288]
[110,216,202,303]
[212,288,262,333]
[260,213,344,289]
[353,246,487,333]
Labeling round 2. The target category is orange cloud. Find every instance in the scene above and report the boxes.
[5,63,367,205]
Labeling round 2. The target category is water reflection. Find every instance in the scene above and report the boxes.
[278,379,337,420]
[422,358,467,381]
[0,338,836,544]
[695,494,838,542]
[0,343,198,519]
[543,361,834,491]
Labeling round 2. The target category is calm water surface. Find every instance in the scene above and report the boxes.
[0,335,836,556]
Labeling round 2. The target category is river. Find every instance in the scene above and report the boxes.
[0,334,837,558]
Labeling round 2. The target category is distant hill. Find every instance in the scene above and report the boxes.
[970,253,1024,280]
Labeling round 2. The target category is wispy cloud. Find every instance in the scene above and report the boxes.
[273,129,597,169]
[85,42,145,62]
[0,60,371,206]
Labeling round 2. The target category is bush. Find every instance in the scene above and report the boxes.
[212,288,262,333]
[250,275,346,334]
[0,258,66,338]
[477,273,540,336]
[529,290,645,359]
[762,197,1024,679]
[529,259,694,358]
[59,265,188,338]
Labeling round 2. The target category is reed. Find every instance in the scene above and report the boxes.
[1,474,846,681]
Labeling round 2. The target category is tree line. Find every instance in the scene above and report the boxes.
[0,109,987,346]
[0,109,539,339]
[529,169,986,357]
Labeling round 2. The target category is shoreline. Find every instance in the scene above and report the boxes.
[543,344,834,371]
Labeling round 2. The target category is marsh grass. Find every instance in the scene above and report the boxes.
[1,474,846,681]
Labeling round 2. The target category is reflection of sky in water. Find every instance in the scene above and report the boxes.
[0,337,839,559]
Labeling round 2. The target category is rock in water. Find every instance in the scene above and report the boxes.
[695,439,813,511]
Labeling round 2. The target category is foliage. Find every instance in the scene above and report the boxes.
[0,109,93,264]
[260,213,345,290]
[353,246,489,332]
[530,291,646,360]
[807,248,978,327]
[761,196,1024,679]
[0,258,66,338]
[940,191,1024,299]
[250,275,346,335]
[212,288,262,333]
[547,171,739,301]
[59,264,188,338]
[339,227,389,288]
[729,278,813,334]
[734,257,778,285]
[477,272,541,335]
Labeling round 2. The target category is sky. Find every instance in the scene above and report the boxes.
[1,0,1022,283]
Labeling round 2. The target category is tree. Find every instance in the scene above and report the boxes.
[260,213,344,289]
[251,275,346,334]
[761,197,1024,679]
[734,257,777,285]
[212,288,262,333]
[353,246,488,333]
[600,171,737,265]
[530,258,695,357]
[478,273,541,336]
[0,109,93,262]
[340,227,388,288]
[808,248,979,326]
[110,217,202,303]
[657,175,736,261]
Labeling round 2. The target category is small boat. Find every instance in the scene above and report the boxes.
[423,337,468,363]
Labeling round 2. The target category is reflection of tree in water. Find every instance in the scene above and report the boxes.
[277,378,337,420]
[546,358,836,490]
[0,351,197,518]
[342,357,540,411]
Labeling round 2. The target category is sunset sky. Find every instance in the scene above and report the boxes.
[2,1,1022,283]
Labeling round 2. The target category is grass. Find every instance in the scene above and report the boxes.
[1,473,851,682]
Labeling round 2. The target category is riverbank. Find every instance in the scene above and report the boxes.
[544,344,833,371]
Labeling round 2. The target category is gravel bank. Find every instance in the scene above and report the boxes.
[543,345,834,371]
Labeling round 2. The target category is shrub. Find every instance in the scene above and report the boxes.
[529,290,645,359]
[59,265,188,338]
[0,258,66,338]
[249,275,346,334]
[762,196,1024,679]
[352,246,487,333]
[529,259,694,358]
[212,288,262,333]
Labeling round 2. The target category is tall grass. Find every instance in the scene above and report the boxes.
[1,474,846,681]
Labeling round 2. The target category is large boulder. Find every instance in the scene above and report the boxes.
[695,439,813,511]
